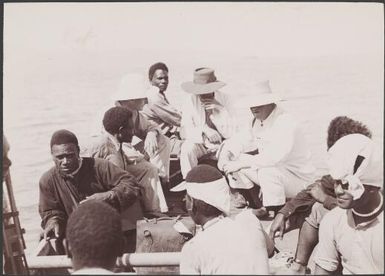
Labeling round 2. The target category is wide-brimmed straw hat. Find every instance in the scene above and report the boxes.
[181,68,226,95]
[238,80,281,108]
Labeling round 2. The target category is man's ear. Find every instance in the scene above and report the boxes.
[117,130,123,142]
[63,238,72,259]
[117,126,127,143]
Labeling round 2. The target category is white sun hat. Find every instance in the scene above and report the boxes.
[111,73,150,110]
[237,80,282,108]
[112,73,149,103]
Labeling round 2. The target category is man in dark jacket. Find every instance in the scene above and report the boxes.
[39,129,139,242]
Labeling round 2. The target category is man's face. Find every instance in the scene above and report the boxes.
[250,104,274,121]
[199,92,215,108]
[334,181,355,209]
[51,143,80,176]
[151,69,169,92]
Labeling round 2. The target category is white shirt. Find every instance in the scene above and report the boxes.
[315,207,384,274]
[179,209,269,274]
[180,91,236,144]
[222,105,315,179]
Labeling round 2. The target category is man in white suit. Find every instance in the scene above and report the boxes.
[179,68,235,178]
[218,80,315,216]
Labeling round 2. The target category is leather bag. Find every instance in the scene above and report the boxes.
[135,215,196,274]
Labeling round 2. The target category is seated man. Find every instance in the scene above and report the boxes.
[180,67,235,178]
[172,165,273,274]
[142,62,182,145]
[314,133,383,274]
[218,80,315,216]
[85,73,172,183]
[269,116,373,274]
[39,129,139,250]
[97,106,169,214]
[66,200,124,274]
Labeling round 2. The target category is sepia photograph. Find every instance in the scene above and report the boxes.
[2,2,384,274]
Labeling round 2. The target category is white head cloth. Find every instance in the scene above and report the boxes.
[186,177,231,216]
[327,133,382,200]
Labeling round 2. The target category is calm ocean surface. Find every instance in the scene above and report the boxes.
[3,51,383,255]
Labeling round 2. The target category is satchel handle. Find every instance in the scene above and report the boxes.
[144,215,182,224]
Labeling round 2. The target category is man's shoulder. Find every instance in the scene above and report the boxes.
[321,207,346,227]
[275,107,297,124]
[82,134,116,158]
[234,209,262,225]
[39,167,59,189]
[272,108,306,133]
[40,167,57,182]
[90,134,111,147]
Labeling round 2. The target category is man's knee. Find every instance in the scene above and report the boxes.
[257,167,282,186]
[142,160,158,174]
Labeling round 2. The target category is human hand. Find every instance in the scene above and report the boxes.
[201,98,223,111]
[80,191,115,204]
[144,131,158,156]
[43,219,63,241]
[307,181,327,203]
[269,213,287,241]
[203,126,222,144]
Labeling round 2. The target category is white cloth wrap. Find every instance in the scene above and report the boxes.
[186,177,231,216]
[327,133,382,200]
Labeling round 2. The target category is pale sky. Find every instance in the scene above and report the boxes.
[4,2,384,57]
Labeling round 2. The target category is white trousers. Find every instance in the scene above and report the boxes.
[126,159,169,213]
[120,159,169,231]
[180,142,210,178]
[134,134,171,182]
[232,166,311,207]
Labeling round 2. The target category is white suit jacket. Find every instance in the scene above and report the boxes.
[180,91,235,144]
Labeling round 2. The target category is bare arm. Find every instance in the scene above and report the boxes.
[262,228,275,258]
[95,159,139,211]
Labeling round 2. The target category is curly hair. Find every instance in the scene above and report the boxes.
[50,129,79,149]
[327,116,372,149]
[103,106,133,135]
[66,200,123,269]
[148,62,169,81]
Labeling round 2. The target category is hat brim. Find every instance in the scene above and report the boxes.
[170,181,187,192]
[181,81,226,95]
[238,94,282,108]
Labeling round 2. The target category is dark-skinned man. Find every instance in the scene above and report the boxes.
[38,129,139,251]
